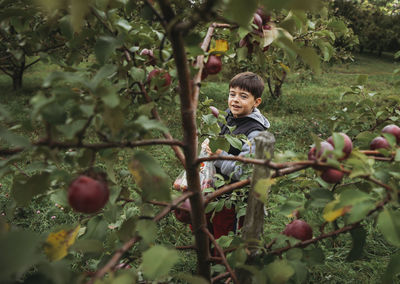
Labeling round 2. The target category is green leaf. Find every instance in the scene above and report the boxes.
[103,106,124,136]
[11,172,51,206]
[346,227,366,261]
[134,115,168,133]
[209,136,230,153]
[347,201,375,223]
[279,199,302,216]
[136,219,157,245]
[265,259,295,284]
[130,67,145,82]
[174,273,209,284]
[117,217,137,242]
[225,134,242,151]
[381,253,400,284]
[128,151,171,202]
[115,19,132,32]
[303,247,325,265]
[56,119,87,140]
[308,188,334,208]
[71,239,104,253]
[224,0,257,28]
[0,126,30,148]
[95,36,118,65]
[0,231,43,282]
[377,208,400,247]
[90,64,117,91]
[396,149,400,162]
[142,245,179,280]
[112,271,138,284]
[297,47,321,74]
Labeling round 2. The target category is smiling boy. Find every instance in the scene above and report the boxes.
[206,71,270,239]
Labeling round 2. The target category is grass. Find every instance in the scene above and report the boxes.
[0,53,399,283]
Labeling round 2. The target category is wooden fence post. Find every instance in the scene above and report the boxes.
[238,131,275,282]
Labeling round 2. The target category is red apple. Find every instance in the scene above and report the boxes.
[320,168,344,184]
[256,7,270,23]
[68,175,109,214]
[327,133,353,160]
[370,136,390,150]
[140,48,156,65]
[382,124,400,144]
[147,69,171,89]
[283,219,313,241]
[209,106,219,118]
[308,141,334,161]
[205,55,222,75]
[308,141,334,170]
[174,199,191,224]
[253,13,263,31]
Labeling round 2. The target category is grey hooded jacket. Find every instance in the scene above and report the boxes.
[214,108,270,181]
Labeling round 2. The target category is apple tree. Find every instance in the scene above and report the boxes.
[0,0,399,283]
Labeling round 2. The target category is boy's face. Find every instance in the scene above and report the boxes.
[228,87,261,118]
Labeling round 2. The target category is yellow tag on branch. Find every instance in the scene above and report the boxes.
[209,39,228,55]
[44,225,80,261]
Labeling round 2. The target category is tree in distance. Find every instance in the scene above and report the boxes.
[174,198,191,224]
[204,55,222,75]
[283,219,313,241]
[370,136,390,150]
[147,69,171,89]
[68,175,109,214]
[382,124,400,144]
[320,168,344,184]
[327,133,353,160]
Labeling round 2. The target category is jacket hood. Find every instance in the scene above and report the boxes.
[226,108,270,129]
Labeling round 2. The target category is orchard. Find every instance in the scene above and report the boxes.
[0,0,399,284]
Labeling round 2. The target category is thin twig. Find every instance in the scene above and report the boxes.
[0,138,184,155]
[89,191,194,283]
[202,227,239,284]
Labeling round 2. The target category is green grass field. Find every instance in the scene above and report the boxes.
[0,53,399,283]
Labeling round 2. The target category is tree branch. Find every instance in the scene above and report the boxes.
[139,82,186,166]
[202,227,239,284]
[0,139,184,156]
[268,192,392,255]
[89,191,194,283]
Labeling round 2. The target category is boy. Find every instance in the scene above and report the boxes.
[206,71,270,239]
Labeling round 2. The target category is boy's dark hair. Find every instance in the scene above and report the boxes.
[229,72,264,99]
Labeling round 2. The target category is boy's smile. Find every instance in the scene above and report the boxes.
[228,87,262,118]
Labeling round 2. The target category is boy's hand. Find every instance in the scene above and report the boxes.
[205,145,222,156]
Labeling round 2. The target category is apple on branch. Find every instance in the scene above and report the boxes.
[174,198,191,224]
[147,69,171,90]
[283,219,313,241]
[204,55,222,75]
[327,133,353,160]
[370,136,390,150]
[68,175,109,214]
[381,124,400,144]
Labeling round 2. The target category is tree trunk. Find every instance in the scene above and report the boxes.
[237,131,275,283]
[12,58,25,90]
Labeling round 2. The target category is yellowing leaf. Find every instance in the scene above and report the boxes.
[323,200,351,222]
[254,178,276,204]
[44,225,80,261]
[209,39,228,55]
